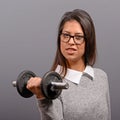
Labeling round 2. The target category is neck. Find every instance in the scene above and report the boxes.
[67,60,85,72]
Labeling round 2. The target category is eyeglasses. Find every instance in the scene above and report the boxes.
[60,33,85,45]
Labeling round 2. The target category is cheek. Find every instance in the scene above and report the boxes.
[60,43,65,55]
[78,43,86,55]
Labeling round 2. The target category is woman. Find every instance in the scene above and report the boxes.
[27,9,111,120]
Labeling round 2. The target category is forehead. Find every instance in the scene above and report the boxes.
[62,20,83,34]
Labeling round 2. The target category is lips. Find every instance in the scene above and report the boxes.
[65,48,77,54]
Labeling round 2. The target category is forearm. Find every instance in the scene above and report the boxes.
[37,98,64,120]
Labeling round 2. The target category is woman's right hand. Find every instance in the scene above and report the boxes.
[26,77,45,100]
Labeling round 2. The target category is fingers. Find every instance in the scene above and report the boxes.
[27,77,41,89]
[26,77,45,99]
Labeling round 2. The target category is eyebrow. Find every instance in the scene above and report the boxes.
[62,31,84,35]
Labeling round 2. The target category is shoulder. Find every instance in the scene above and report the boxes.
[93,67,108,78]
[93,67,109,86]
[93,67,110,93]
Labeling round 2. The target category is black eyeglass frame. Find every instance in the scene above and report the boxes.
[60,33,85,45]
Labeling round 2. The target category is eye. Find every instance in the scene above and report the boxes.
[62,33,70,38]
[75,36,84,40]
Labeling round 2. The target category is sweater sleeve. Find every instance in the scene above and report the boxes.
[107,89,111,120]
[103,70,111,120]
[106,77,111,120]
[37,97,64,120]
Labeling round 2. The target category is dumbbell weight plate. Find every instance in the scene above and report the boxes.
[41,71,62,99]
[16,70,36,98]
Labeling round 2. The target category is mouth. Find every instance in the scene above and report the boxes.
[65,48,77,54]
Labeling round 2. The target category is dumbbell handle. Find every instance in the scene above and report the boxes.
[50,82,69,90]
[12,81,27,87]
[12,81,69,90]
[12,81,17,87]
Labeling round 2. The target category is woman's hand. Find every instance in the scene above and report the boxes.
[26,77,45,100]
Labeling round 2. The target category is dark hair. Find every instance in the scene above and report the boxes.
[50,9,96,77]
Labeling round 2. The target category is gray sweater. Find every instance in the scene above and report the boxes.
[37,68,111,120]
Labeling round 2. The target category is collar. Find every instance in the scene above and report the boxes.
[55,65,94,85]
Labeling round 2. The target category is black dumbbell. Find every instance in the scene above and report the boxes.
[12,70,69,99]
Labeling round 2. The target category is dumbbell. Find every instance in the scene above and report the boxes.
[12,70,69,99]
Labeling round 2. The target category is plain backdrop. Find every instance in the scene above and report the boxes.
[0,0,120,120]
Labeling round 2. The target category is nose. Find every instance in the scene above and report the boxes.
[68,37,75,44]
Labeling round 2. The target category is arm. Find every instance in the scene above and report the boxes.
[103,70,111,120]
[26,77,64,120]
[37,98,64,120]
[106,80,111,120]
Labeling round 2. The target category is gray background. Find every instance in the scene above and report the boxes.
[0,0,119,120]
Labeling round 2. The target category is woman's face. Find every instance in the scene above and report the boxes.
[60,20,85,64]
